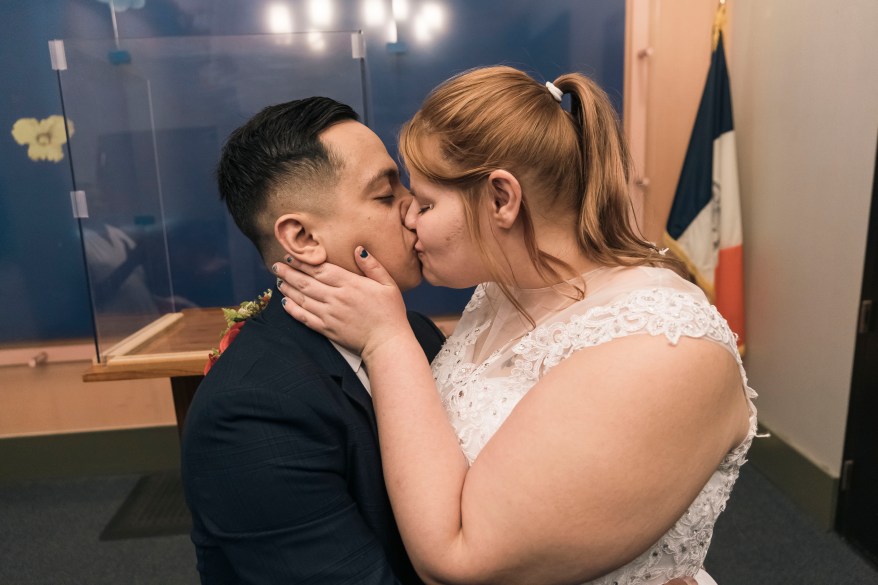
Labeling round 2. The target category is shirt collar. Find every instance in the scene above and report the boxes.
[330,340,363,374]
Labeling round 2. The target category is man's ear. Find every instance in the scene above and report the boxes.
[274,213,327,266]
[487,169,522,229]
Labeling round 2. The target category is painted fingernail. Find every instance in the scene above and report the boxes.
[281,297,287,306]
[276,278,283,289]
[359,248,369,258]
[286,255,293,263]
[272,263,278,273]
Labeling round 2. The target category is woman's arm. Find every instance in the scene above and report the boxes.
[366,334,748,585]
[275,252,750,585]
[274,253,473,581]
[366,330,474,582]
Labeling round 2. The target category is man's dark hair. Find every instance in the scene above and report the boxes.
[217,97,359,258]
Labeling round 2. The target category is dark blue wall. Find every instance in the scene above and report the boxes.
[0,0,625,344]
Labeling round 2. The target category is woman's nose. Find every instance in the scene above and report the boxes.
[403,197,418,231]
[399,195,413,223]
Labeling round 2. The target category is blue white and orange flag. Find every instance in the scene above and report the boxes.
[664,23,745,352]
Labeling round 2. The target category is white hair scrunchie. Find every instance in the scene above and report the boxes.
[545,81,563,103]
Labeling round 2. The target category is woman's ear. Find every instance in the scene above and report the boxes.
[487,169,522,229]
[274,213,327,266]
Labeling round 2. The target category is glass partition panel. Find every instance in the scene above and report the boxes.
[58,32,366,361]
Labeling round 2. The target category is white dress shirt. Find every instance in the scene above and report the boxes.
[330,340,371,395]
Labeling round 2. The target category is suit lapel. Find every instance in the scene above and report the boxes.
[261,290,379,437]
[338,366,379,437]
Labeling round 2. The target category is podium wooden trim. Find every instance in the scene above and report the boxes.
[82,308,226,436]
[83,308,226,380]
[82,308,459,437]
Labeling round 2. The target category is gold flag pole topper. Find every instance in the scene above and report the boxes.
[713,0,728,50]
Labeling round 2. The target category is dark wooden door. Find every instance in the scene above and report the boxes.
[837,135,878,566]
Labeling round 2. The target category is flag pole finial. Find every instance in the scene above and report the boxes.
[712,1,728,50]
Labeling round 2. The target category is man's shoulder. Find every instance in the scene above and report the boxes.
[198,316,337,397]
[183,320,347,453]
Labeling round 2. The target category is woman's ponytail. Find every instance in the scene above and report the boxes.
[554,73,676,269]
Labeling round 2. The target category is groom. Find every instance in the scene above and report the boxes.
[180,97,444,584]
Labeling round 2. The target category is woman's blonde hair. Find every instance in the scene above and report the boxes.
[400,66,680,322]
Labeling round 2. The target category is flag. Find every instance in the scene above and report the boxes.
[663,25,745,352]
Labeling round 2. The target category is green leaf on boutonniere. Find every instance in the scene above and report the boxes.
[204,289,273,375]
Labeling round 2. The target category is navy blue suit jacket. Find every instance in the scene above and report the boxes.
[181,290,445,584]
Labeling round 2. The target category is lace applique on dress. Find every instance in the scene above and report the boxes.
[433,274,757,584]
[588,447,748,585]
[432,320,494,387]
[463,283,487,312]
[432,324,504,462]
[511,288,738,385]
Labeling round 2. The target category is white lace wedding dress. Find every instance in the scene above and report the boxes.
[431,266,757,585]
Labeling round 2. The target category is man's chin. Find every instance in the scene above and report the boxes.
[397,272,423,293]
[393,258,425,292]
[384,261,420,292]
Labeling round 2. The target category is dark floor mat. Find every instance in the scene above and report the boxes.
[100,470,191,540]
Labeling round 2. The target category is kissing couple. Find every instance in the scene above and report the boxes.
[182,65,756,585]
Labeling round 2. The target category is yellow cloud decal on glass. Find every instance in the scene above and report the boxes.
[11,115,74,163]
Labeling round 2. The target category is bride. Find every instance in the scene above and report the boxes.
[275,66,756,584]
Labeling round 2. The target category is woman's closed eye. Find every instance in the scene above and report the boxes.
[375,195,395,205]
[418,203,434,214]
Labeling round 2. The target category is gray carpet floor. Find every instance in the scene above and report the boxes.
[0,474,198,585]
[0,463,876,584]
[706,464,878,583]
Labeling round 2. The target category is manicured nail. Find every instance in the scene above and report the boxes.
[272,263,278,273]
[286,255,293,263]
[359,248,369,258]
[276,278,283,289]
[281,297,287,306]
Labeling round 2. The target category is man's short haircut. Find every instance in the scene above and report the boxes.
[217,97,359,258]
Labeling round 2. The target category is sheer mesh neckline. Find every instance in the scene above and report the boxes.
[509,266,606,295]
[465,266,687,364]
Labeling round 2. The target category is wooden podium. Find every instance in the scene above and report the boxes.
[83,308,458,436]
[82,308,226,437]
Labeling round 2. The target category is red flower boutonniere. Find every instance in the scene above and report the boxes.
[203,289,272,375]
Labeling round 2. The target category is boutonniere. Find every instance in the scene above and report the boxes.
[203,289,272,375]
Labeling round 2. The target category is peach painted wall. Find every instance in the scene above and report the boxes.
[0,363,174,438]
[625,0,727,245]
